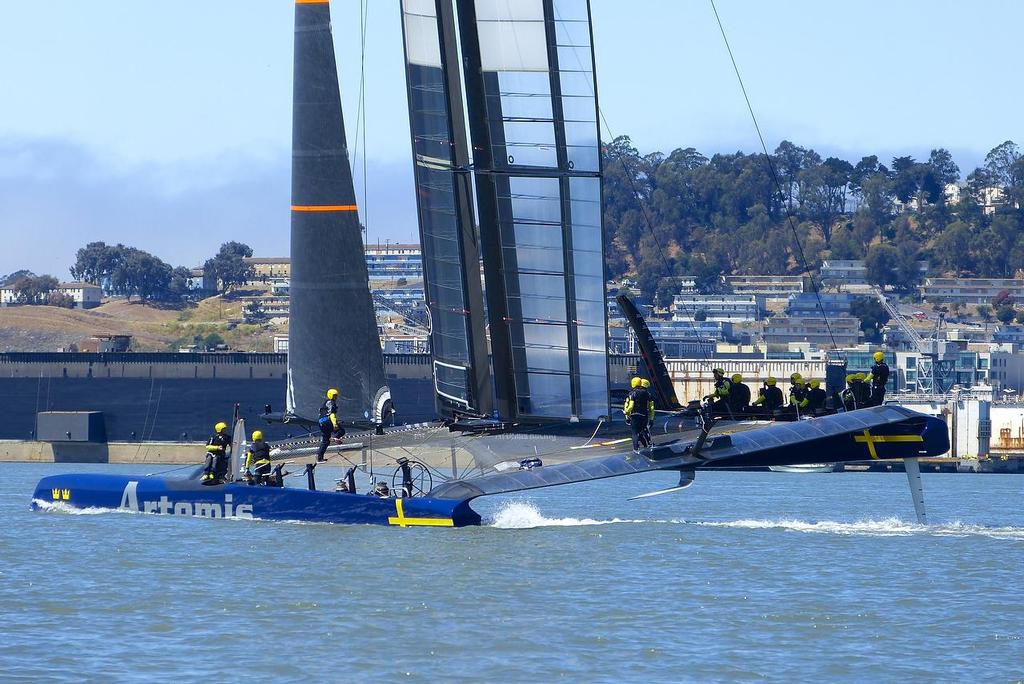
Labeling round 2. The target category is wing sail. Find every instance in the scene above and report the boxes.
[456,0,610,422]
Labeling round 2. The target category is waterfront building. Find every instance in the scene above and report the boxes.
[763,316,860,347]
[920,277,1024,305]
[785,292,855,318]
[363,243,423,281]
[726,275,803,301]
[0,282,103,309]
[672,294,760,323]
[244,257,291,281]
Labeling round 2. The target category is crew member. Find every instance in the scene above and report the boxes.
[840,374,861,411]
[752,377,784,415]
[640,378,656,446]
[865,351,890,406]
[806,379,827,414]
[853,373,872,407]
[244,430,272,485]
[623,377,652,452]
[780,373,809,419]
[728,373,750,415]
[316,388,344,463]
[201,421,231,485]
[706,368,733,417]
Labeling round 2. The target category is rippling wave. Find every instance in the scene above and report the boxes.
[696,516,1024,540]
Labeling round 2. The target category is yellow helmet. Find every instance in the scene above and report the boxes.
[855,373,866,381]
[640,378,651,388]
[251,430,263,441]
[809,379,820,389]
[215,421,227,433]
[846,374,856,384]
[712,368,725,376]
[765,377,777,386]
[326,388,339,399]
[731,373,742,383]
[790,372,802,382]
[873,351,885,363]
[631,377,642,388]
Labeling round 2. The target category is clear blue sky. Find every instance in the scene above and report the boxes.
[1,0,1021,277]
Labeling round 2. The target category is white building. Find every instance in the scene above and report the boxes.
[725,275,803,302]
[56,282,103,309]
[0,282,102,308]
[920,277,1024,305]
[820,259,868,287]
[672,294,760,323]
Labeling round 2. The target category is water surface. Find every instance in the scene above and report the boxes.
[2,463,1022,682]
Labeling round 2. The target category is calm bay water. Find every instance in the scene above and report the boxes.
[1,462,1022,682]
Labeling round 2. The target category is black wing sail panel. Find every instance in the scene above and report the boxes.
[288,1,389,423]
[427,406,950,500]
[616,294,682,411]
[458,0,609,422]
[400,0,492,418]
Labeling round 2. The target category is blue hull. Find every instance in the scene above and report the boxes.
[31,473,481,527]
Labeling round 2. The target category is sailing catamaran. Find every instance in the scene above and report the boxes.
[31,0,947,526]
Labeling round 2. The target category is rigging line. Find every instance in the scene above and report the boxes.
[551,2,715,372]
[709,0,840,353]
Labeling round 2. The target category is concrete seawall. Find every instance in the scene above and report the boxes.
[0,440,202,464]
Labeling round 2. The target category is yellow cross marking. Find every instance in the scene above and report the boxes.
[387,498,454,528]
[854,429,924,459]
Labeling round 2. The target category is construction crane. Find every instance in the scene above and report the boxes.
[873,288,953,395]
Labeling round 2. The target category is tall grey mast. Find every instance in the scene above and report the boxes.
[288,0,390,424]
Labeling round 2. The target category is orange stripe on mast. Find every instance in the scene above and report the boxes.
[295,0,329,4]
[291,204,358,212]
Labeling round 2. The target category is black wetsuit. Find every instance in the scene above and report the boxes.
[852,380,871,407]
[729,382,751,415]
[203,432,231,484]
[316,398,341,462]
[806,387,827,413]
[625,387,652,451]
[709,377,733,417]
[246,440,272,483]
[869,362,890,406]
[758,385,784,413]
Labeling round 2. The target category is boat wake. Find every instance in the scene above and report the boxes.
[696,517,1024,540]
[488,501,647,529]
[32,499,131,516]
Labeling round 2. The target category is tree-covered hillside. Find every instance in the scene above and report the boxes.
[602,137,1024,303]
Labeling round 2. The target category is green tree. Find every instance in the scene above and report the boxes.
[46,291,75,308]
[865,244,899,289]
[204,242,254,293]
[996,305,1016,324]
[70,241,121,285]
[932,220,974,276]
[984,140,1020,188]
[693,308,708,322]
[203,332,226,350]
[1,269,34,287]
[10,274,58,304]
[167,267,194,300]
[850,297,891,343]
[243,300,268,324]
